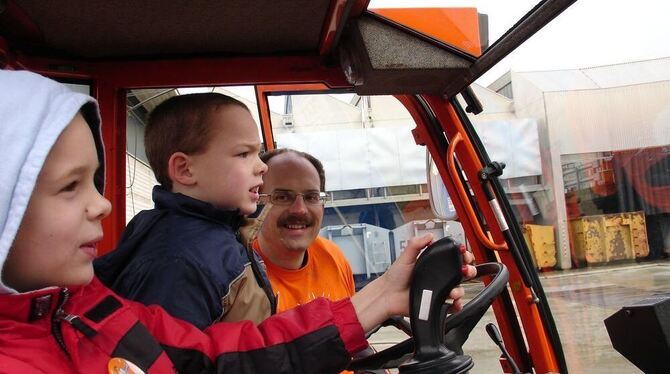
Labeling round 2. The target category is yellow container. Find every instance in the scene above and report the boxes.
[521,224,557,268]
[569,211,648,265]
[629,213,650,258]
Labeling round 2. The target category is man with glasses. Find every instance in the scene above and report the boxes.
[250,149,474,315]
[248,148,474,374]
[251,148,356,312]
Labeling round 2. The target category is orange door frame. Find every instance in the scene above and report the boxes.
[403,93,560,373]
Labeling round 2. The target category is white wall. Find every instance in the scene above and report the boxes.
[546,81,670,154]
[125,155,158,223]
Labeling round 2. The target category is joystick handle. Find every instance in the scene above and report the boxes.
[409,236,463,359]
[400,236,473,374]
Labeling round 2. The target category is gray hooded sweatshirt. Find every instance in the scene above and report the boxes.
[0,69,103,294]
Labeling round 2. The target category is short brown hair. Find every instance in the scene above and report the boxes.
[261,148,326,191]
[145,92,249,189]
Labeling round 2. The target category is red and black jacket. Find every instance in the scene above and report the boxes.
[0,277,368,373]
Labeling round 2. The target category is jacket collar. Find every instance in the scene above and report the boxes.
[0,284,80,323]
[152,186,243,229]
[0,278,115,324]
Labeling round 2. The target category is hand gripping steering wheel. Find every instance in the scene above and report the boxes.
[348,236,509,374]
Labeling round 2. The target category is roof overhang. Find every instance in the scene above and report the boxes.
[0,0,576,96]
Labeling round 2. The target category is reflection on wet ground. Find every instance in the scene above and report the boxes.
[368,260,670,373]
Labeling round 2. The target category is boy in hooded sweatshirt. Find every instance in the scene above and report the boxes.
[0,70,438,373]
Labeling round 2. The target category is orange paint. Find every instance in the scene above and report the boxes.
[370,8,482,56]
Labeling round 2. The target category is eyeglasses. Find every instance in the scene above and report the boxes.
[259,190,328,206]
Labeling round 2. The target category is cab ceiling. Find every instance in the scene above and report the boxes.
[3,0,333,59]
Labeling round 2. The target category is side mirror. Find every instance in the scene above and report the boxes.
[427,151,458,220]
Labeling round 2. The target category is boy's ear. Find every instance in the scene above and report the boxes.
[167,152,196,186]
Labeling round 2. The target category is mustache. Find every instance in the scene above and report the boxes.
[278,214,314,227]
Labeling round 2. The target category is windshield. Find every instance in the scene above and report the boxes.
[460,0,670,372]
[263,92,440,291]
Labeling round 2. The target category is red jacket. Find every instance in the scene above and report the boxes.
[0,277,367,373]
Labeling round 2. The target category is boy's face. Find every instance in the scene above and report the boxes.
[188,106,267,215]
[2,114,112,292]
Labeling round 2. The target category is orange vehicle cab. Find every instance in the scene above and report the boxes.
[0,1,581,373]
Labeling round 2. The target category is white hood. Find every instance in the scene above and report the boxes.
[0,70,103,294]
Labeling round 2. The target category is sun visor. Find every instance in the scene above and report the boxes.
[337,14,474,95]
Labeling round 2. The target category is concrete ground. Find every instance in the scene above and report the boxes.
[367,260,670,373]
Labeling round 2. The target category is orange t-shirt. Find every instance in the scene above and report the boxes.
[253,236,355,313]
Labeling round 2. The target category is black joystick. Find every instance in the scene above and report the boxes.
[399,237,474,374]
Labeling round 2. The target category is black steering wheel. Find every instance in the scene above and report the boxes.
[348,237,509,374]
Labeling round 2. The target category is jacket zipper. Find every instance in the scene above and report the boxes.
[244,244,278,315]
[236,228,278,314]
[50,288,98,360]
[51,288,71,359]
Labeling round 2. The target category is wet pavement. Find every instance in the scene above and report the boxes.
[368,260,670,373]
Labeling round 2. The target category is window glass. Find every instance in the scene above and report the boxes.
[465,0,670,372]
[268,93,466,284]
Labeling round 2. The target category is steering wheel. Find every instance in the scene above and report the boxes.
[348,237,509,374]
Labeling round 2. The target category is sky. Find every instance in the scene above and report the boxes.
[369,0,670,86]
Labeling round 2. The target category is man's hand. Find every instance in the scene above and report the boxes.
[350,234,477,332]
[238,203,274,249]
[380,235,476,317]
[447,247,476,312]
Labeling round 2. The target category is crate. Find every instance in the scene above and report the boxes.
[521,224,557,268]
[390,219,465,261]
[570,211,649,265]
[319,223,391,278]
[629,213,650,258]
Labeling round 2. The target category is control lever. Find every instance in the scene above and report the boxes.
[399,237,474,374]
[486,323,522,374]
